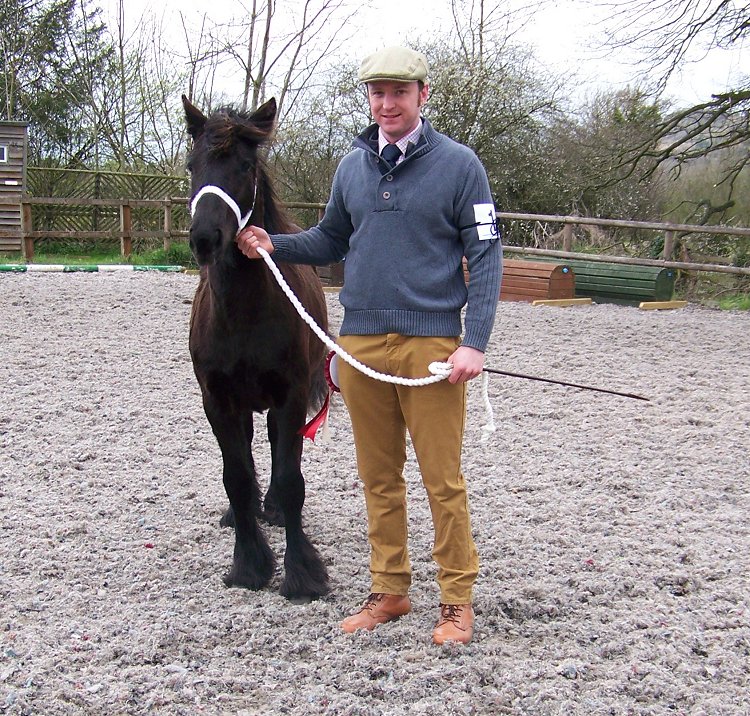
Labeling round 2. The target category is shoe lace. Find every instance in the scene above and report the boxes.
[439,603,463,625]
[359,592,384,613]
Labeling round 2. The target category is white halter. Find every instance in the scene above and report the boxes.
[190,184,257,232]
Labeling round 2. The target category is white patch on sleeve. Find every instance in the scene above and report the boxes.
[473,203,497,241]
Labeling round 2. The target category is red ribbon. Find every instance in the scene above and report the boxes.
[299,351,340,441]
[298,390,331,441]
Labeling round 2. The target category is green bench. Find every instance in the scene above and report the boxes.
[541,258,677,305]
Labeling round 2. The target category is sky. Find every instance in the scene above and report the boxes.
[106,0,748,108]
[513,1,747,106]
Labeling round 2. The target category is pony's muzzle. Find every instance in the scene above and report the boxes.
[189,189,249,266]
[189,224,224,266]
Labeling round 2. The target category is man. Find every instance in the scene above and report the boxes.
[237,46,501,645]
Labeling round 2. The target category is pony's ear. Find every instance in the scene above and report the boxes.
[182,94,206,139]
[249,97,277,139]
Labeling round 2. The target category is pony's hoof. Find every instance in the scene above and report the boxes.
[289,595,313,605]
[219,506,235,528]
[280,567,330,602]
[222,568,271,591]
[280,585,328,602]
[223,552,275,591]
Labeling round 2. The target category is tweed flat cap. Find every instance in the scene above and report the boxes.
[358,46,429,84]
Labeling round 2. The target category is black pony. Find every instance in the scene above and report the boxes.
[182,95,329,602]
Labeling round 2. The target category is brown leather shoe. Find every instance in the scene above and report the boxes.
[340,593,411,633]
[432,603,474,645]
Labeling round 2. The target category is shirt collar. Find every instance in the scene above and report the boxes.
[378,119,423,158]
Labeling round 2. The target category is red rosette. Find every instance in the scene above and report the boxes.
[325,350,340,393]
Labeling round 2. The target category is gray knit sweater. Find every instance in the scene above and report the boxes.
[271,119,502,352]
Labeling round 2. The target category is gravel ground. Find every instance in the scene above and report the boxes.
[1,272,749,716]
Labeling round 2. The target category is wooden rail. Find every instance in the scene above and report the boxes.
[0,196,325,261]
[500,211,750,278]
[1,197,190,260]
[0,196,748,278]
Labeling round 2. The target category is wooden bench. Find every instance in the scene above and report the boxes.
[499,259,575,302]
[555,259,677,305]
[464,257,575,302]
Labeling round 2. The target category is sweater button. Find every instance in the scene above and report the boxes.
[383,191,391,199]
[386,174,394,181]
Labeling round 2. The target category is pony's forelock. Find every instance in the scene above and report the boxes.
[203,108,268,156]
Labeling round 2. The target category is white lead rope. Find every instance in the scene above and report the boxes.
[257,246,496,436]
[257,247,452,387]
[190,184,496,435]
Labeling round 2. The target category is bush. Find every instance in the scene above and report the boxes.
[132,242,196,268]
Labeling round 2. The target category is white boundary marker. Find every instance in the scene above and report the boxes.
[0,264,185,273]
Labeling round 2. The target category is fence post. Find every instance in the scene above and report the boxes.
[163,199,172,252]
[663,230,675,261]
[93,173,101,233]
[21,201,34,262]
[563,223,573,252]
[120,201,132,258]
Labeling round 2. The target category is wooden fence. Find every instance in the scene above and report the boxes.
[498,212,750,277]
[1,195,749,278]
[26,167,188,202]
[0,196,325,261]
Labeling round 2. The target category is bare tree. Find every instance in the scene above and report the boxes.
[419,0,565,217]
[184,0,359,121]
[270,60,369,207]
[599,1,749,201]
[84,1,191,171]
[602,0,748,91]
[132,19,191,171]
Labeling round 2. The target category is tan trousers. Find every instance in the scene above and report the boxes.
[337,334,479,604]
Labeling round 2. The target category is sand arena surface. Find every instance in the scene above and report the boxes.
[1,272,749,715]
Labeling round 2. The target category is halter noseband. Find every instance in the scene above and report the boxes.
[190,183,257,233]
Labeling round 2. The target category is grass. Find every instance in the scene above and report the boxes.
[717,294,750,311]
[1,240,197,269]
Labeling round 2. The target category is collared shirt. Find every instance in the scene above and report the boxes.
[378,119,423,165]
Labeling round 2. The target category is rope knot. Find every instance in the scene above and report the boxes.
[428,361,453,377]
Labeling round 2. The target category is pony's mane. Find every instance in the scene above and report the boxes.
[257,162,299,235]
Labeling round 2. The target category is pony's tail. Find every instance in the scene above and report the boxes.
[308,355,329,415]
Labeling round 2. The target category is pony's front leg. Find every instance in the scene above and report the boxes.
[260,410,286,527]
[208,407,275,590]
[267,405,329,602]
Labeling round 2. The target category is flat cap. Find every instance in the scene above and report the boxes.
[358,46,429,84]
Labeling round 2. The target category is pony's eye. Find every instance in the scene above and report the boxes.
[240,160,253,174]
[186,161,193,173]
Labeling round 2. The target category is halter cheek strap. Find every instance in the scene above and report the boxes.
[189,184,257,233]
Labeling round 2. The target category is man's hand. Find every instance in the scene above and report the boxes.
[236,225,274,259]
[446,345,485,384]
